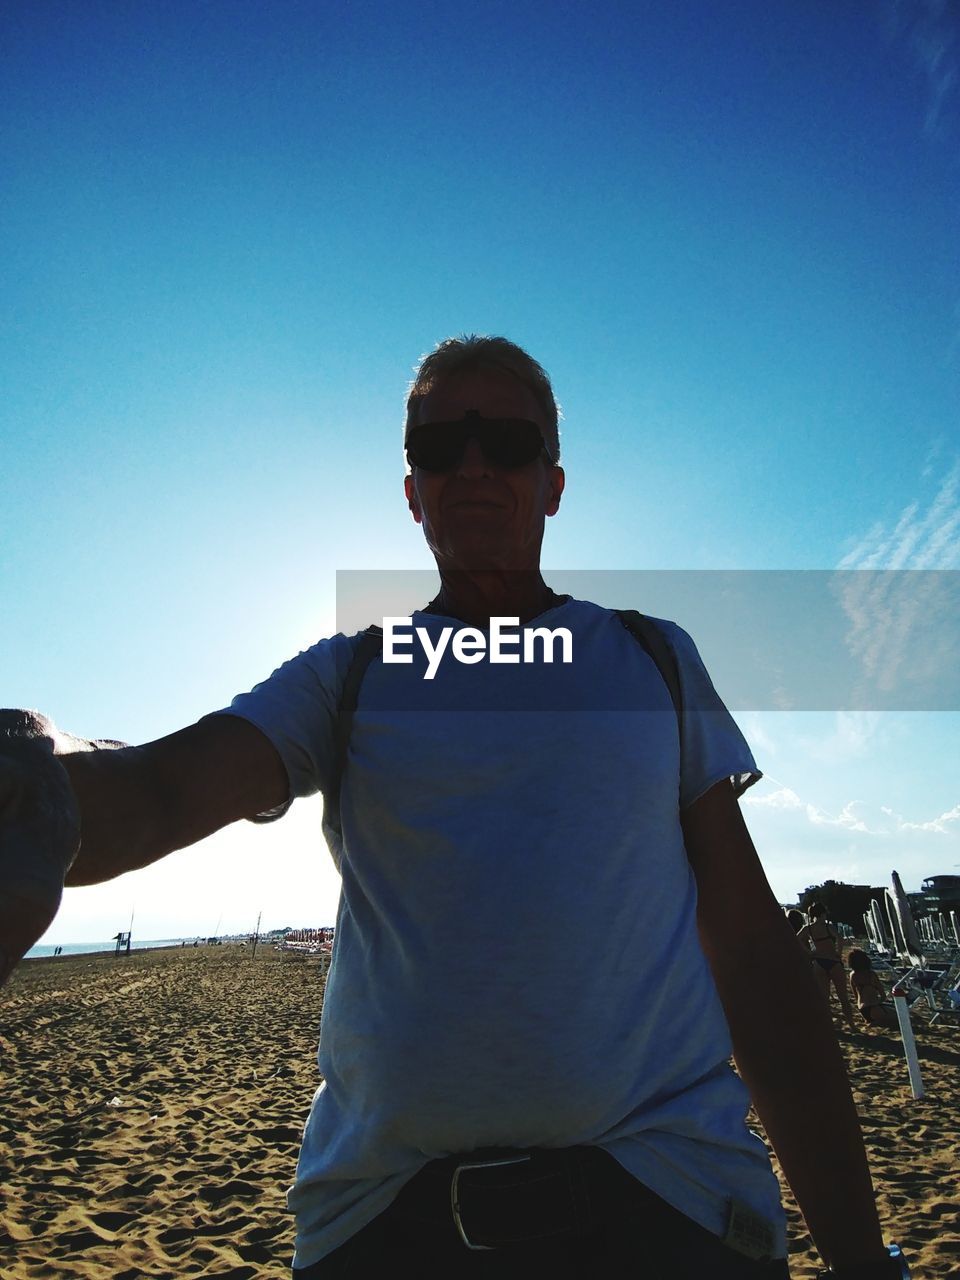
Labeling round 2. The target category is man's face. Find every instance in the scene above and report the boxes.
[403,368,565,572]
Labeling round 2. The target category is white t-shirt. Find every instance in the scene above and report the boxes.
[219,598,786,1268]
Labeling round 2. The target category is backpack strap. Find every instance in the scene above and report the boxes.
[614,610,683,741]
[326,610,683,838]
[327,625,383,838]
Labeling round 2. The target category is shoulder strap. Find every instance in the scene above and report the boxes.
[327,610,684,838]
[327,625,383,838]
[615,610,683,738]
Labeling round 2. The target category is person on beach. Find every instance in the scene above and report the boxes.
[847,950,898,1030]
[798,902,857,1030]
[785,908,813,959]
[0,336,909,1280]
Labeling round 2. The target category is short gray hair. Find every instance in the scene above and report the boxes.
[404,335,562,463]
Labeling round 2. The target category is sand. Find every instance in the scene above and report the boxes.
[2,944,958,1278]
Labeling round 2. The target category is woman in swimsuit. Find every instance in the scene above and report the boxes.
[785,908,812,958]
[798,901,857,1029]
[847,948,898,1029]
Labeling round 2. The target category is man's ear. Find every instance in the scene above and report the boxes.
[404,473,423,525]
[545,466,565,518]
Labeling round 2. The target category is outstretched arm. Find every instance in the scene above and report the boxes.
[61,715,288,883]
[682,780,887,1275]
[0,710,288,982]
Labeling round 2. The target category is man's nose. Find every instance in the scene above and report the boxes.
[455,435,494,478]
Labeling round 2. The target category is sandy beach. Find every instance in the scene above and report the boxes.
[1,944,958,1278]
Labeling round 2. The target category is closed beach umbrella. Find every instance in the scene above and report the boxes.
[889,870,924,965]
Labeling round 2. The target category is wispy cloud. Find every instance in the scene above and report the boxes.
[744,785,883,834]
[837,460,960,571]
[878,3,960,389]
[832,462,960,705]
[795,712,884,764]
[882,0,959,141]
[881,802,960,834]
[747,782,960,840]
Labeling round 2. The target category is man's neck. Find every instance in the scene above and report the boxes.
[426,571,562,628]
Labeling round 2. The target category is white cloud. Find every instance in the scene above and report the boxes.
[880,802,960,834]
[837,460,960,571]
[745,783,960,902]
[748,780,960,843]
[745,785,804,811]
[744,785,882,834]
[832,463,960,706]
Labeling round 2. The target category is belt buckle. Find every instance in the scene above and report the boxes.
[450,1153,532,1251]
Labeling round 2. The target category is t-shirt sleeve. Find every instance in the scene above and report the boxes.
[659,620,761,811]
[211,632,359,821]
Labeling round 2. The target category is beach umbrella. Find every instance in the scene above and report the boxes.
[870,898,889,946]
[889,870,924,965]
[863,912,879,947]
[884,892,904,955]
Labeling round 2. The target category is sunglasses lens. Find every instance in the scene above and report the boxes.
[407,419,546,472]
[406,426,465,472]
[481,420,544,468]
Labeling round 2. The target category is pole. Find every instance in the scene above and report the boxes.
[891,994,924,1100]
[251,911,262,960]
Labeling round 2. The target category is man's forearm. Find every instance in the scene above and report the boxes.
[713,920,884,1269]
[63,715,290,884]
[683,784,888,1273]
[61,745,179,884]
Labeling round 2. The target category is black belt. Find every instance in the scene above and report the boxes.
[389,1146,610,1251]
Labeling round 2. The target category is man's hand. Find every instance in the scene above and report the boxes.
[0,711,84,984]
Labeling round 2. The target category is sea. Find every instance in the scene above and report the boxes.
[26,937,224,959]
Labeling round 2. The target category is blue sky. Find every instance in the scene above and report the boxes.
[3,1,958,943]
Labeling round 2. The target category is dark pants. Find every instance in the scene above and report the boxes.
[292,1148,791,1279]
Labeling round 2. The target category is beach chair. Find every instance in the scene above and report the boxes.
[891,962,960,1025]
[929,983,960,1025]
[926,953,960,1025]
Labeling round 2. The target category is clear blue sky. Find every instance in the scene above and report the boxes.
[3,1,958,943]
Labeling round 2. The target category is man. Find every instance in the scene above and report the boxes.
[1,336,906,1278]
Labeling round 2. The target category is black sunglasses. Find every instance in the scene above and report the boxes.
[405,411,553,473]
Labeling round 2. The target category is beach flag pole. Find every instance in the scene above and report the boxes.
[251,910,262,960]
[890,993,924,1100]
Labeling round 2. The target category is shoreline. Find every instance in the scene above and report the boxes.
[22,942,191,963]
